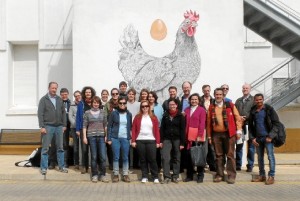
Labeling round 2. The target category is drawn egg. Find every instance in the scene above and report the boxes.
[150,19,167,41]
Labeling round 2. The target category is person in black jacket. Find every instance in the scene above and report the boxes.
[160,98,185,184]
[248,93,280,185]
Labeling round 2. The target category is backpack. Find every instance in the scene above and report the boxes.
[273,122,286,147]
[15,147,41,167]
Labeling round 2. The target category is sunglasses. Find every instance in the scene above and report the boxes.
[112,93,119,95]
[222,88,229,90]
[119,102,126,105]
[141,105,149,108]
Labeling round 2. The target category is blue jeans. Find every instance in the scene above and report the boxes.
[88,136,106,177]
[111,138,130,175]
[70,128,79,166]
[41,125,64,170]
[256,137,276,177]
[247,140,255,169]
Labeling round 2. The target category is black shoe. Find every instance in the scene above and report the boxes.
[246,168,253,172]
[236,167,241,171]
[183,177,193,182]
[209,167,216,172]
[48,164,55,170]
[109,165,113,170]
[65,164,69,168]
[197,177,203,183]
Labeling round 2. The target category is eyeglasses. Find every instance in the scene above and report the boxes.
[112,93,119,95]
[141,105,149,108]
[119,102,126,105]
[222,88,229,90]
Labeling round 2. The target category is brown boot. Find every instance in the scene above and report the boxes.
[123,175,131,183]
[265,176,275,185]
[251,175,266,182]
[112,175,119,183]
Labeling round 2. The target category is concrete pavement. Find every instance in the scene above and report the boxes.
[0,153,299,182]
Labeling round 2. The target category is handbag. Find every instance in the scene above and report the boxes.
[190,140,208,167]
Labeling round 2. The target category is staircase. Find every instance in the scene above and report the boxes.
[244,0,300,60]
[250,57,300,110]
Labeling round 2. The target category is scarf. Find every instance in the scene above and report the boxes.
[211,101,228,129]
[169,109,178,118]
[85,98,92,105]
[117,107,127,113]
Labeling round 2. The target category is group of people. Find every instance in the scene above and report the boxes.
[37,81,281,185]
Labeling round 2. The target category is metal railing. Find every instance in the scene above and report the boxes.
[250,57,300,103]
[258,0,300,24]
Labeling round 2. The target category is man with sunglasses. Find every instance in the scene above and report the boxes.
[221,84,232,102]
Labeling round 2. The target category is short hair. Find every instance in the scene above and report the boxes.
[182,81,192,89]
[221,84,229,89]
[81,86,96,100]
[168,86,177,91]
[202,84,211,90]
[188,93,201,105]
[168,98,180,106]
[60,88,69,94]
[73,90,81,97]
[48,81,58,88]
[254,93,264,99]
[118,96,127,103]
[91,96,102,107]
[149,91,158,104]
[214,87,225,96]
[127,88,137,95]
[110,88,119,94]
[101,89,109,95]
[119,81,127,88]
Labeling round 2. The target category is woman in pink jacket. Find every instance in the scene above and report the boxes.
[184,93,207,183]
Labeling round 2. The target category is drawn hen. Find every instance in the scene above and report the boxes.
[118,10,201,101]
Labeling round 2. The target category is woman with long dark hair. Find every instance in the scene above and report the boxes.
[131,100,160,184]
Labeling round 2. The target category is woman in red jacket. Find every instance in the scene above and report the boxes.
[131,100,160,184]
[184,93,207,183]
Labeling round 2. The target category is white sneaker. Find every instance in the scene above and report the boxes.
[154,179,159,184]
[141,178,148,183]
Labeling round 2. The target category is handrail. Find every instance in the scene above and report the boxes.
[258,0,300,24]
[250,57,294,88]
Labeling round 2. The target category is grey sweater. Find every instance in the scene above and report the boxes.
[83,109,107,137]
[38,93,67,128]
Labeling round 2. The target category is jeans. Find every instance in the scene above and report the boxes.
[136,140,158,179]
[256,137,276,177]
[88,136,106,177]
[212,132,236,179]
[161,139,181,179]
[235,143,243,168]
[80,130,89,170]
[70,128,79,166]
[41,125,64,170]
[247,140,255,170]
[111,138,130,175]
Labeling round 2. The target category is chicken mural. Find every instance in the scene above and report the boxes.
[118,10,201,101]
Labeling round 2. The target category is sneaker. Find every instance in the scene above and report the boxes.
[251,175,266,182]
[112,175,119,183]
[99,175,109,183]
[227,177,235,184]
[172,178,179,184]
[265,176,275,185]
[161,178,171,184]
[58,167,68,173]
[123,175,131,183]
[92,176,98,183]
[40,169,47,175]
[141,178,148,183]
[153,178,159,184]
[213,176,223,183]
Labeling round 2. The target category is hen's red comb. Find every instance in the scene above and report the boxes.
[184,10,199,21]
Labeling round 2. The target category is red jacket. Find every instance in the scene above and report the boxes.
[132,114,160,144]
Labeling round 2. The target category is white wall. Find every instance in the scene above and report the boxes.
[73,0,244,101]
